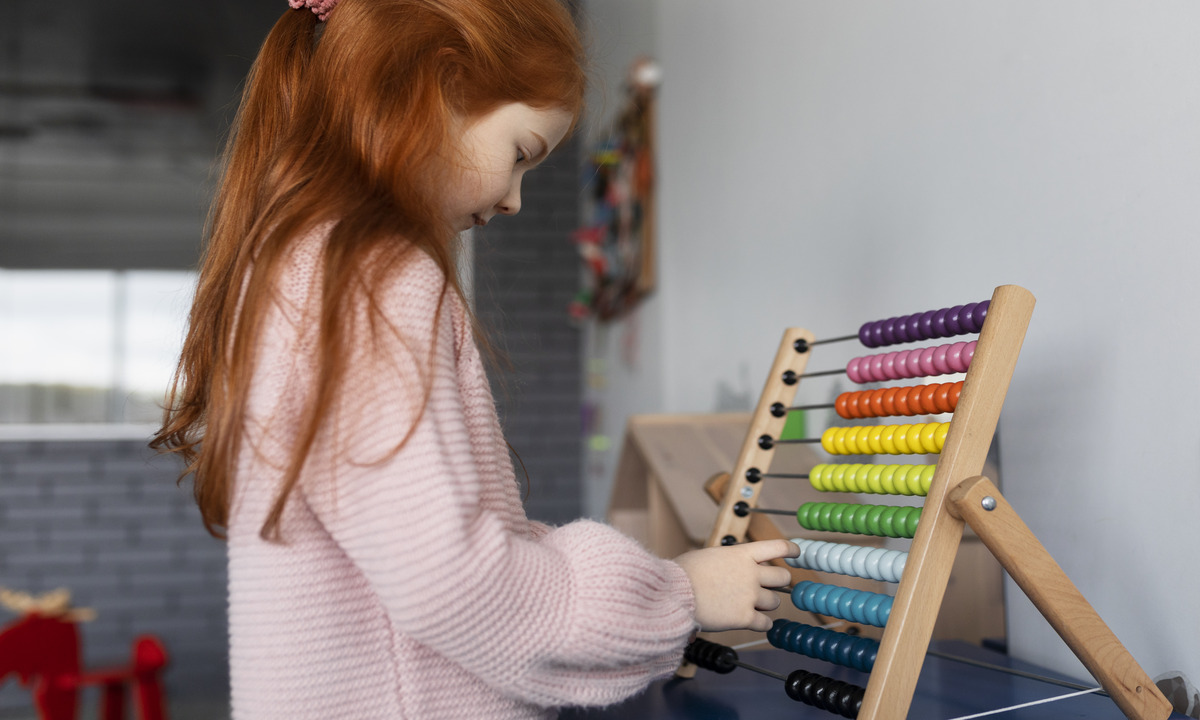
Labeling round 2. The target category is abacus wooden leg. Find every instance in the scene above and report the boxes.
[704,327,816,548]
[948,475,1172,720]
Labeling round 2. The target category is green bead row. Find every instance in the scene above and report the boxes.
[809,463,935,497]
[796,502,921,539]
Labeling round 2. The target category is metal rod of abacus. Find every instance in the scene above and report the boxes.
[767,438,823,445]
[745,468,810,482]
[925,650,1110,698]
[798,368,847,379]
[788,402,836,412]
[749,508,797,517]
[809,334,860,346]
[733,659,787,682]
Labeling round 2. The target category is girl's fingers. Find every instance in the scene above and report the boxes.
[748,612,773,633]
[745,539,800,564]
[755,587,781,612]
[760,565,793,588]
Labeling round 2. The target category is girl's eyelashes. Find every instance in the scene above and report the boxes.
[516,148,528,164]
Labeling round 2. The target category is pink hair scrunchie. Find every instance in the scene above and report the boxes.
[288,0,339,21]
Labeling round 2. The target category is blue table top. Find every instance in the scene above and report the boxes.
[560,640,1187,720]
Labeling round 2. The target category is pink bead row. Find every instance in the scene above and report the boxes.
[845,341,976,384]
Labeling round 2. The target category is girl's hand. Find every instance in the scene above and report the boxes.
[674,539,800,632]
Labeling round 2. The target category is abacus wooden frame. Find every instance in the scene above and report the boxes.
[697,285,1171,720]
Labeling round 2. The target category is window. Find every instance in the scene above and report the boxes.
[0,269,195,424]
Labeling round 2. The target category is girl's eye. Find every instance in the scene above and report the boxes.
[516,148,528,163]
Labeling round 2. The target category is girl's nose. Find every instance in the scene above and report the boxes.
[496,178,523,216]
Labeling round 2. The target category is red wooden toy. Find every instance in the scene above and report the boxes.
[0,588,169,720]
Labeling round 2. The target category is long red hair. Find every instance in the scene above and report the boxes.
[151,0,585,540]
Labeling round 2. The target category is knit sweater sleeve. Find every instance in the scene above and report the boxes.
[290,250,697,708]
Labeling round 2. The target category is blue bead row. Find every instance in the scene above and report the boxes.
[790,580,894,627]
[768,619,880,673]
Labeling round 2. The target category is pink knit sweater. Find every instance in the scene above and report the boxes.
[227,227,696,719]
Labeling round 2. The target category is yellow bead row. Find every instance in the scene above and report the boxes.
[808,463,936,496]
[819,422,948,456]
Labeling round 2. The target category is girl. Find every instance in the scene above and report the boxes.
[152,0,798,717]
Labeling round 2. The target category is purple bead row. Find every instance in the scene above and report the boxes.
[858,300,989,348]
[846,341,976,384]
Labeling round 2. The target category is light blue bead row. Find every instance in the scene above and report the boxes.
[787,538,908,583]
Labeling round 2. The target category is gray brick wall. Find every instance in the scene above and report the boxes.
[473,131,584,526]
[0,439,228,713]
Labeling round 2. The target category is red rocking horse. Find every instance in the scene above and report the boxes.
[0,588,169,720]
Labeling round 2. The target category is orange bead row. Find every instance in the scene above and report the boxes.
[834,381,963,420]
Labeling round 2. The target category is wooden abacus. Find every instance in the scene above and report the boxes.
[683,285,1172,720]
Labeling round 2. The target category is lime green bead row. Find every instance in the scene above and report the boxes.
[809,463,936,497]
[819,422,949,456]
[796,502,921,539]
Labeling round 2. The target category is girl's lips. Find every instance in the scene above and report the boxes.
[473,214,488,227]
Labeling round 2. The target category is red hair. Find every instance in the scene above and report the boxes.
[151,0,586,540]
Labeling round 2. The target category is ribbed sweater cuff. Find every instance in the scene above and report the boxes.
[501,520,697,708]
[548,520,697,668]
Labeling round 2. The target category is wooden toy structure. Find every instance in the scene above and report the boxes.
[683,285,1172,720]
[0,588,168,720]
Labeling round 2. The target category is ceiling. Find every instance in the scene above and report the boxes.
[0,0,284,269]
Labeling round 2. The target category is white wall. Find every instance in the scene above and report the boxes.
[578,0,667,518]
[588,0,1199,689]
